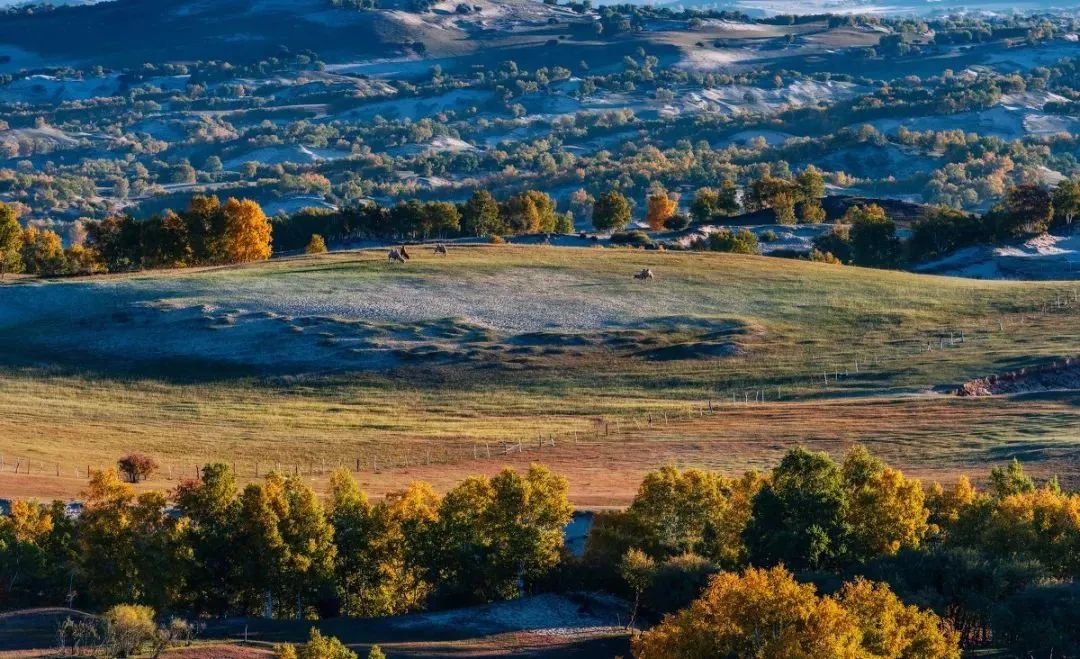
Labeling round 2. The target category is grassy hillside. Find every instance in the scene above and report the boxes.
[0,245,1076,502]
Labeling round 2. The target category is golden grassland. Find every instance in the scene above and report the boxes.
[0,246,1076,504]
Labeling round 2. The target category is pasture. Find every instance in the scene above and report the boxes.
[0,245,1077,503]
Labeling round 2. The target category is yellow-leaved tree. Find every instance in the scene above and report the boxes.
[645,189,678,231]
[632,566,960,659]
[222,198,272,263]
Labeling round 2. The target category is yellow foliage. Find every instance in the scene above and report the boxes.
[632,566,864,659]
[7,499,53,543]
[645,190,678,231]
[839,578,961,659]
[223,197,272,263]
[633,566,959,659]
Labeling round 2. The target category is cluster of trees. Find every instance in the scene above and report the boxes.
[0,204,100,277]
[1,450,1075,656]
[0,464,571,620]
[805,179,1079,269]
[87,195,272,272]
[743,166,827,224]
[273,189,583,252]
[583,448,1079,655]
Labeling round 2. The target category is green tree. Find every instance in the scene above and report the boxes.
[1052,177,1080,226]
[173,463,241,616]
[592,190,632,232]
[989,184,1053,238]
[745,447,850,569]
[988,458,1035,499]
[690,182,740,223]
[461,190,503,236]
[846,204,900,267]
[327,469,377,617]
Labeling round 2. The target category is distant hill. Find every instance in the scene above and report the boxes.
[0,0,594,69]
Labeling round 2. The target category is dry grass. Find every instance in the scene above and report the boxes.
[0,246,1076,503]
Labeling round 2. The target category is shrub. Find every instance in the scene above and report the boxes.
[610,230,654,247]
[103,604,156,658]
[305,234,328,254]
[760,229,777,242]
[809,248,841,264]
[489,234,506,244]
[276,628,357,659]
[117,453,158,483]
[700,228,758,255]
[663,214,690,231]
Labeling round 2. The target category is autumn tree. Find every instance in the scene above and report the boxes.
[102,604,158,658]
[502,191,557,234]
[305,234,328,254]
[20,226,65,275]
[117,453,158,484]
[842,446,929,561]
[592,190,632,232]
[633,566,958,659]
[621,548,656,628]
[222,198,272,263]
[645,189,678,231]
[276,628,357,659]
[838,577,961,658]
[0,202,24,277]
[633,566,862,658]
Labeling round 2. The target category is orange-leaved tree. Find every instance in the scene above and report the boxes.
[222,198,272,263]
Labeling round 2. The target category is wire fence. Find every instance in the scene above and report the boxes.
[2,286,1078,486]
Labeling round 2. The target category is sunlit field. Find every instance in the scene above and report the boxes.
[1,245,1077,503]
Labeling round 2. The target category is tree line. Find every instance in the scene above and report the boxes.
[2,448,1076,656]
[586,447,1079,656]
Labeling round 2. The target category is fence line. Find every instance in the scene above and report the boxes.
[3,288,1077,485]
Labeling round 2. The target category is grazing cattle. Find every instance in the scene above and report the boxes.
[633,268,654,281]
[433,243,448,255]
[388,249,406,263]
[399,245,411,260]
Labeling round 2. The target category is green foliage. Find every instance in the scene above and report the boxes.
[846,204,901,267]
[812,222,852,263]
[592,190,632,232]
[461,190,504,237]
[745,447,850,569]
[700,228,759,254]
[988,184,1053,238]
[689,183,740,222]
